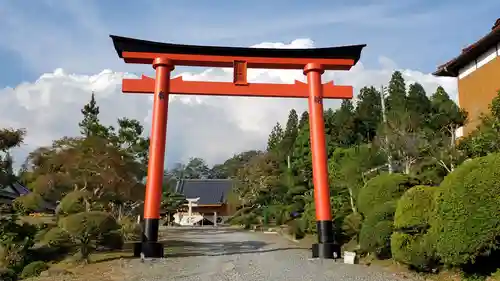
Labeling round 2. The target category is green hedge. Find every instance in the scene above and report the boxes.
[359,201,396,258]
[57,190,92,216]
[12,193,44,215]
[20,261,48,278]
[358,173,419,215]
[433,153,500,267]
[360,219,394,259]
[342,212,363,239]
[391,232,436,271]
[394,185,438,230]
[391,185,438,271]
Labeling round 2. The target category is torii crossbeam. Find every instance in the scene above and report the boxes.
[110,35,366,259]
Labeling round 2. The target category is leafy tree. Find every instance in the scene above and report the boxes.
[423,87,467,173]
[166,157,211,180]
[24,136,144,205]
[378,73,430,175]
[329,145,386,213]
[210,150,262,179]
[234,152,281,208]
[184,157,210,179]
[161,185,187,225]
[0,128,25,187]
[113,118,150,179]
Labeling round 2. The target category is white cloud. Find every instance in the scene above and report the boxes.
[0,39,457,169]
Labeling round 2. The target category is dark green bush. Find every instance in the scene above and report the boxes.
[357,173,419,215]
[393,185,438,230]
[341,212,363,239]
[57,190,92,216]
[391,232,437,271]
[228,210,259,229]
[359,201,396,258]
[360,219,394,259]
[434,153,500,266]
[12,193,44,215]
[0,267,16,281]
[41,227,72,249]
[59,211,120,262]
[391,185,439,271]
[20,261,48,278]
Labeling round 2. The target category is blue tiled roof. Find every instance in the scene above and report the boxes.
[174,179,233,205]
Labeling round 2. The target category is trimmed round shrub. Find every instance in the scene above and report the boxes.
[434,153,500,266]
[391,185,439,271]
[391,232,437,271]
[358,173,419,215]
[20,261,49,278]
[342,212,363,239]
[59,211,120,237]
[394,185,438,230]
[57,190,92,216]
[366,201,397,224]
[59,211,120,261]
[12,193,44,215]
[359,201,396,258]
[42,227,72,248]
[360,220,394,259]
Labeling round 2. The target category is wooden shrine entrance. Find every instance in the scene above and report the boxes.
[110,35,365,259]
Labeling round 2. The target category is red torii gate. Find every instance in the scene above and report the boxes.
[110,35,365,259]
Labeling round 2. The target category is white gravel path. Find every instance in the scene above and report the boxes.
[121,227,416,281]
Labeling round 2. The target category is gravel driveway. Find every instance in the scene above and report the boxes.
[122,227,415,281]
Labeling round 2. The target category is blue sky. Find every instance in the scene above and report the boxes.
[0,0,498,88]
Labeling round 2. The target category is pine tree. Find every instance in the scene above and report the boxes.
[267,123,284,151]
[386,71,407,112]
[407,82,432,129]
[279,109,299,157]
[79,93,100,137]
[79,92,111,138]
[298,111,309,130]
[354,86,382,142]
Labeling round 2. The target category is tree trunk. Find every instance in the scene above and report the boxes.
[347,187,357,213]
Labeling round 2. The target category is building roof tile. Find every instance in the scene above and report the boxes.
[174,179,234,205]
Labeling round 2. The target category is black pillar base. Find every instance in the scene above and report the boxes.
[133,218,163,258]
[133,242,164,258]
[312,220,341,259]
[311,242,341,259]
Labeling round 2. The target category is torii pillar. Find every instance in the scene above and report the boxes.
[110,35,366,259]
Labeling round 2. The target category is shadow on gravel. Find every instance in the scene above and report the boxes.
[164,239,309,258]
